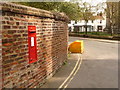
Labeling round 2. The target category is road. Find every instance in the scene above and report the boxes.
[41,37,118,88]
[67,37,118,88]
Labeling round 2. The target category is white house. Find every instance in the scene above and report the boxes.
[68,15,106,32]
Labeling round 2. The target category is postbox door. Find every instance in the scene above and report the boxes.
[28,26,37,63]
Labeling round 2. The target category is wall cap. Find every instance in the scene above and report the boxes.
[0,2,69,22]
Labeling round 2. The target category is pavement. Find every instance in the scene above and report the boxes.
[41,53,81,88]
[41,36,118,88]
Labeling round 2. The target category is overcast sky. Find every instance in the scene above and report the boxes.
[82,0,106,5]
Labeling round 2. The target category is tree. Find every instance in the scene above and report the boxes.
[80,2,95,35]
[17,2,82,21]
[59,2,82,21]
[106,2,119,35]
[119,2,120,34]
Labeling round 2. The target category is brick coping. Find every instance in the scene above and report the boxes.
[0,2,69,22]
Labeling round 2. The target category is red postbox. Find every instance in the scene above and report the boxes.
[28,26,37,64]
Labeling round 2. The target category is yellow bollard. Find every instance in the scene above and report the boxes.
[68,40,84,53]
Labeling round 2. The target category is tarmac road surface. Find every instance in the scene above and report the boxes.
[67,37,118,88]
[41,36,118,89]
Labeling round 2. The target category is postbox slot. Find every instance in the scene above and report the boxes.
[29,30,36,33]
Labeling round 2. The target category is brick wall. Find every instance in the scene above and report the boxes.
[0,4,2,89]
[1,2,68,88]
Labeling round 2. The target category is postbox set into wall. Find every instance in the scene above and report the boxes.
[28,26,37,64]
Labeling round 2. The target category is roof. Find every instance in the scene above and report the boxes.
[94,15,105,20]
[79,15,105,20]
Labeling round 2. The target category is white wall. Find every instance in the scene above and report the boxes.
[68,18,106,32]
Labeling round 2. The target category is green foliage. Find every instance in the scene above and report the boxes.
[80,2,95,21]
[67,53,71,58]
[59,2,82,21]
[63,60,67,65]
[78,2,95,35]
[19,2,62,11]
[17,2,82,20]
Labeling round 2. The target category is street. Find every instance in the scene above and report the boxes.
[67,37,118,88]
[41,36,118,88]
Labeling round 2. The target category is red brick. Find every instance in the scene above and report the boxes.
[1,2,68,88]
[3,43,12,47]
[3,25,11,29]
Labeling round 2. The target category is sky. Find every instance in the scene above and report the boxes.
[82,0,106,5]
[66,0,107,6]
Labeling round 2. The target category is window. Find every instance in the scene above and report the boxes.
[92,20,94,23]
[75,21,77,24]
[69,21,71,24]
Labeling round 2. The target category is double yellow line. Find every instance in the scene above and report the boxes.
[58,54,83,89]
